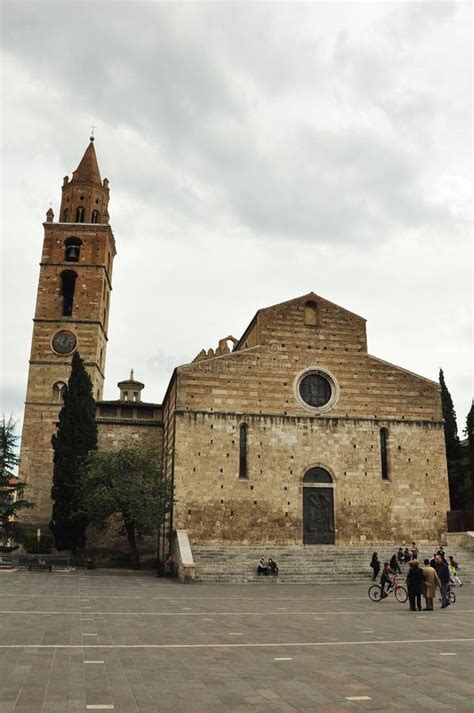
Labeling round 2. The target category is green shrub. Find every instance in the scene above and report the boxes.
[22,531,54,554]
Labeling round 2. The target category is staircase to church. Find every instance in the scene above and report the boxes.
[192,544,474,584]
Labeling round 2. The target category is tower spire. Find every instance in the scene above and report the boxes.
[59,137,110,224]
[71,139,102,185]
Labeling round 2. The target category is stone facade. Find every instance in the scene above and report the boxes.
[165,295,450,545]
[96,401,163,452]
[19,139,450,549]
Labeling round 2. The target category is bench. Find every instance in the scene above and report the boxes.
[18,554,71,571]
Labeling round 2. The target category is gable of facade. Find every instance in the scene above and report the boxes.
[173,292,441,421]
[163,293,449,546]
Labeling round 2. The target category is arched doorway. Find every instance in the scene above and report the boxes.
[302,467,335,544]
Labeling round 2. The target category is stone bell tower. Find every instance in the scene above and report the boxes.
[19,137,117,525]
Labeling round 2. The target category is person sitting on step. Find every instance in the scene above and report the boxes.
[268,558,279,576]
[257,558,270,576]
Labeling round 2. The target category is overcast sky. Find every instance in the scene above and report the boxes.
[1,0,472,435]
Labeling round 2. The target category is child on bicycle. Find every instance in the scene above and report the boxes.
[380,561,394,597]
[448,555,462,587]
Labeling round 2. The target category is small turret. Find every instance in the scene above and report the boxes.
[117,370,145,402]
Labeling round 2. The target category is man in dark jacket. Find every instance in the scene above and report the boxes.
[406,560,424,611]
[434,554,451,608]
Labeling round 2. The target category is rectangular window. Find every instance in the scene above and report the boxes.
[137,409,153,420]
[100,406,117,418]
[380,428,389,480]
[239,424,248,479]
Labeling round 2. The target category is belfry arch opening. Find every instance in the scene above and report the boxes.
[60,270,77,316]
[64,237,82,262]
[52,381,67,403]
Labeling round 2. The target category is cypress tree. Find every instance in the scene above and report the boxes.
[466,401,474,470]
[439,369,461,461]
[50,352,97,552]
[463,401,474,508]
[439,368,462,508]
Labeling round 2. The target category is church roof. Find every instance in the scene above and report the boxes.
[71,138,102,185]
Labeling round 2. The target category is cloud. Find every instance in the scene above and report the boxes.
[2,1,469,246]
[1,0,472,428]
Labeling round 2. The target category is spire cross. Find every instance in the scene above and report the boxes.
[90,125,96,142]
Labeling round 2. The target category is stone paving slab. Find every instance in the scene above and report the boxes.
[0,571,473,712]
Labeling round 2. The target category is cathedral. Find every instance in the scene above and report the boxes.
[18,138,450,559]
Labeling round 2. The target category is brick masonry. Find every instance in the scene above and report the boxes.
[18,141,450,549]
[19,141,116,525]
[166,294,450,545]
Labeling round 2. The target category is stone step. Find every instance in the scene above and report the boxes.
[191,543,473,583]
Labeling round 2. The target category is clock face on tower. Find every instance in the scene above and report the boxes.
[52,330,77,355]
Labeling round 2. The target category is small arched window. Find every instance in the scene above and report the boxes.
[52,381,67,403]
[62,208,69,222]
[75,206,85,223]
[304,300,318,326]
[239,423,248,479]
[91,210,100,224]
[380,428,389,480]
[60,270,77,316]
[303,467,333,483]
[64,237,82,262]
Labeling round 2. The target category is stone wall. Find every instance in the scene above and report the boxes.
[166,293,449,545]
[96,420,162,451]
[172,411,449,545]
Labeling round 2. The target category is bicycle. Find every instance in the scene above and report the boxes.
[368,576,408,603]
[439,585,456,605]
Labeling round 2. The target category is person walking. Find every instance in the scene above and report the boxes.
[410,542,419,561]
[406,560,424,611]
[390,553,401,575]
[434,554,451,608]
[422,558,440,611]
[370,552,381,581]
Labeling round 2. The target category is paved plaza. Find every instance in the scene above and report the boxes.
[0,570,473,713]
